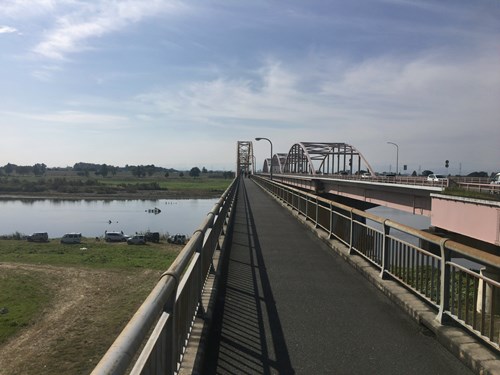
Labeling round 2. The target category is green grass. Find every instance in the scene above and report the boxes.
[98,176,231,191]
[0,172,232,196]
[0,238,180,270]
[0,269,53,345]
[444,187,500,202]
[0,238,183,373]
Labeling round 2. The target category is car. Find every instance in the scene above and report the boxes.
[427,174,446,182]
[61,233,81,244]
[167,234,186,245]
[144,231,160,243]
[127,235,146,245]
[491,172,500,185]
[105,231,128,242]
[27,232,49,242]
[361,172,372,179]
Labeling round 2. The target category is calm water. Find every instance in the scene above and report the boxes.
[367,206,431,247]
[0,199,218,238]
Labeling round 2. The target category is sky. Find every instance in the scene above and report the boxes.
[0,0,499,174]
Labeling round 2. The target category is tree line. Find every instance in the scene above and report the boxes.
[0,162,234,179]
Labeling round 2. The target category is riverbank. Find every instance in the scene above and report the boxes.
[0,171,233,200]
[0,189,224,200]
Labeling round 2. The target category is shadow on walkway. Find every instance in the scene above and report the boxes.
[202,178,294,374]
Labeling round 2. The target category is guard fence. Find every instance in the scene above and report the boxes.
[91,177,238,375]
[252,175,500,352]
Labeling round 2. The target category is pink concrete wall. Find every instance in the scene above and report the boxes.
[431,195,500,246]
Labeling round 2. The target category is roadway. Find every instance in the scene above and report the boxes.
[201,177,473,374]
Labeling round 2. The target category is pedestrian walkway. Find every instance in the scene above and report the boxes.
[201,177,473,374]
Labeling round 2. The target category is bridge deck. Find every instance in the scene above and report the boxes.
[201,177,472,374]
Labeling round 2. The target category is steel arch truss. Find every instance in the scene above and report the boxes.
[237,141,254,176]
[262,158,272,173]
[262,153,288,173]
[283,142,375,176]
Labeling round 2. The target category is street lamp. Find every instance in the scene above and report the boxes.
[387,142,399,175]
[255,137,273,180]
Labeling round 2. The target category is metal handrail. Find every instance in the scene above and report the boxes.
[252,174,500,351]
[91,177,238,375]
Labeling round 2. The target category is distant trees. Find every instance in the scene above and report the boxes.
[189,167,201,177]
[467,171,489,178]
[0,162,234,179]
[33,163,47,176]
[0,163,47,176]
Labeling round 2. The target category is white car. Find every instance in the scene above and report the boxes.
[105,231,128,242]
[427,174,446,182]
[61,233,82,244]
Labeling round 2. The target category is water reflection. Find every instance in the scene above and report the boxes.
[0,198,218,238]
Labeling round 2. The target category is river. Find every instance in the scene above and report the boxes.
[0,198,218,239]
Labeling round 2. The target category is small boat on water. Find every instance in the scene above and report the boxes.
[146,207,161,214]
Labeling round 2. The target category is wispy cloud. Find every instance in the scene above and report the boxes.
[134,48,500,170]
[0,0,58,17]
[0,25,18,34]
[32,0,187,60]
[2,109,129,129]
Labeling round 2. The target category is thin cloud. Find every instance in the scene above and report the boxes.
[0,25,18,34]
[33,0,188,60]
[2,110,129,128]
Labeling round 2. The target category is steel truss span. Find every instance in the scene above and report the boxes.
[282,142,376,176]
[237,141,254,176]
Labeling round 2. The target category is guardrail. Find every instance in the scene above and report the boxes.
[91,177,238,375]
[457,182,500,195]
[252,175,500,352]
[264,172,450,188]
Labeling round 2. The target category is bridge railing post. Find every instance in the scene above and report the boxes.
[348,208,355,255]
[379,219,391,279]
[315,197,319,228]
[436,238,451,323]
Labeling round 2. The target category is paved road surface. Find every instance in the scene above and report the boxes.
[202,177,473,375]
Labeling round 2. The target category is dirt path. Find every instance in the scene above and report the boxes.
[0,263,159,375]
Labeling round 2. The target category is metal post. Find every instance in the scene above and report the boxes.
[380,219,391,279]
[387,141,399,175]
[436,238,451,323]
[255,137,273,180]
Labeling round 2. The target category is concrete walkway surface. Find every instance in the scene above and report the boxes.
[200,177,474,375]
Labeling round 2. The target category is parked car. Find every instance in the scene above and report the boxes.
[144,231,160,243]
[61,233,81,244]
[167,234,186,245]
[427,174,446,182]
[105,231,128,242]
[491,172,500,185]
[27,232,49,242]
[127,235,146,245]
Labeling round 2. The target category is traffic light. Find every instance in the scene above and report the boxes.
[445,160,449,168]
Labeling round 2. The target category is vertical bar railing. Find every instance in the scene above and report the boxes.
[252,174,500,352]
[91,177,238,375]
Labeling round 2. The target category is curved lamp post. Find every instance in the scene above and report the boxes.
[387,141,399,175]
[255,137,273,180]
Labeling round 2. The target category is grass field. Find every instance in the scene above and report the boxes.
[0,170,233,199]
[0,238,182,374]
[0,238,179,270]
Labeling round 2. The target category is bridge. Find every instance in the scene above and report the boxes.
[91,141,500,375]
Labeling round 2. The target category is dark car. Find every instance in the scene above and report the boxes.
[127,235,146,245]
[27,232,49,242]
[144,231,160,243]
